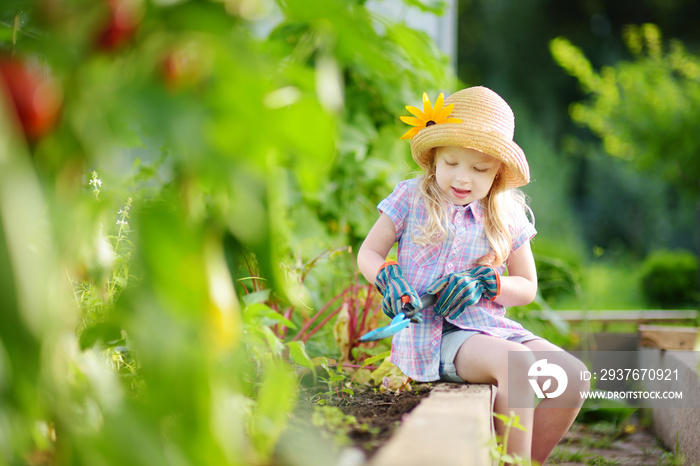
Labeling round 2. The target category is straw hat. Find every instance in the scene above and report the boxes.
[402,86,530,188]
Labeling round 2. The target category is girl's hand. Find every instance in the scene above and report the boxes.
[427,266,500,318]
[374,261,422,318]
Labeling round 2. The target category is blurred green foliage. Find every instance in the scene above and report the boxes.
[641,249,699,308]
[551,24,700,196]
[550,23,700,309]
[0,0,454,464]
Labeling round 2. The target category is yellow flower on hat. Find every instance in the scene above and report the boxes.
[399,92,462,140]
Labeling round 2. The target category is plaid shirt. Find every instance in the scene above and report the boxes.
[378,178,537,381]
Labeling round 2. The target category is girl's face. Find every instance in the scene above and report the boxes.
[434,146,502,206]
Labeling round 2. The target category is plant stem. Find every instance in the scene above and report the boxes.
[290,288,349,342]
[302,305,344,342]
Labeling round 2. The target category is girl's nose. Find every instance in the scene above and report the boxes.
[454,166,471,184]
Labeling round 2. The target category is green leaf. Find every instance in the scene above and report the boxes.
[251,360,298,460]
[286,341,312,367]
[286,340,316,380]
[242,289,272,306]
[400,0,447,15]
[361,350,391,368]
[329,374,345,383]
[78,322,124,350]
[243,303,296,329]
[387,23,448,83]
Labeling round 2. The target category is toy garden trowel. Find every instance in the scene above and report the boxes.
[359,293,437,342]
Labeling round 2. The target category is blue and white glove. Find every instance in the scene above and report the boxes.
[426,266,500,318]
[374,261,422,319]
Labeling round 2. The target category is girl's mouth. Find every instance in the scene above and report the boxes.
[451,187,471,199]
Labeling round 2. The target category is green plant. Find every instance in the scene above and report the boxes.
[550,25,700,262]
[641,249,699,308]
[548,445,590,464]
[576,398,636,425]
[657,432,686,466]
[490,411,528,466]
[508,254,580,348]
[550,25,700,196]
[581,434,614,450]
[586,456,621,465]
[535,255,583,305]
[311,405,358,446]
[1,0,455,465]
[236,247,388,366]
[349,350,392,385]
[315,358,354,403]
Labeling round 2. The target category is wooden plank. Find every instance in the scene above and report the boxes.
[369,383,494,466]
[638,325,699,350]
[534,310,698,324]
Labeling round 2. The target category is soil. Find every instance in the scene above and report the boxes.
[326,384,433,457]
[316,384,677,465]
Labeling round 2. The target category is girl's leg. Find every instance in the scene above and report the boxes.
[453,334,537,461]
[523,338,590,464]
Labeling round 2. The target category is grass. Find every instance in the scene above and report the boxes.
[546,418,679,465]
[549,445,590,463]
[586,457,621,465]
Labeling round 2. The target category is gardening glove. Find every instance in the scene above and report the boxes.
[426,265,500,318]
[374,261,422,319]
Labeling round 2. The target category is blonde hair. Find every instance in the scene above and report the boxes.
[412,153,533,267]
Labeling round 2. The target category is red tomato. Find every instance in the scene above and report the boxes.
[160,47,201,91]
[96,0,143,52]
[161,51,184,90]
[0,58,62,141]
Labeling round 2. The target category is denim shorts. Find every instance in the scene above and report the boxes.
[439,325,541,383]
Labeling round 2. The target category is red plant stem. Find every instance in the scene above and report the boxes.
[348,296,358,342]
[290,290,347,342]
[302,304,344,343]
[333,363,378,370]
[290,284,367,342]
[280,306,294,340]
[358,285,373,334]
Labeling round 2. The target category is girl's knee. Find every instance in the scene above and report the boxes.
[561,353,588,384]
[521,346,590,401]
[556,352,590,400]
[571,356,591,394]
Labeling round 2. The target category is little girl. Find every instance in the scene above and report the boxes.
[357,86,588,464]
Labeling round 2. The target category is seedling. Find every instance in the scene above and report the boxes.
[490,411,528,466]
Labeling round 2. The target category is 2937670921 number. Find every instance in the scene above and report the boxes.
[599,368,678,381]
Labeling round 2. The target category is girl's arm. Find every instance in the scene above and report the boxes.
[493,241,538,307]
[357,213,397,285]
